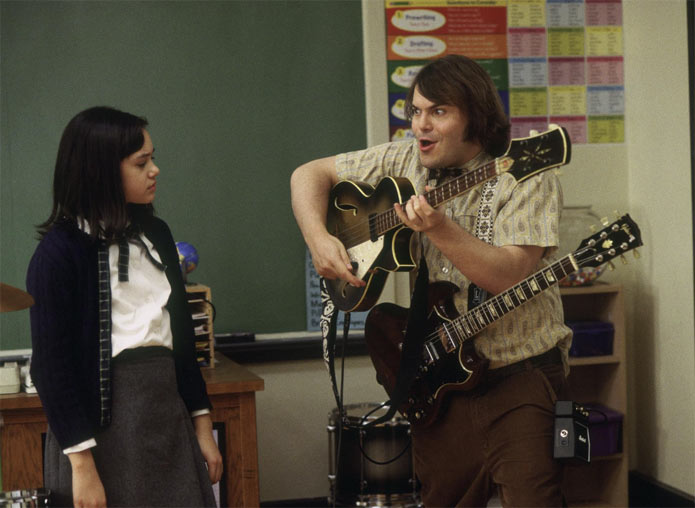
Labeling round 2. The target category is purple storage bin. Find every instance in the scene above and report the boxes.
[585,403,623,457]
[567,320,614,357]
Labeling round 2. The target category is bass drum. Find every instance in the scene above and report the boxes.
[327,403,421,507]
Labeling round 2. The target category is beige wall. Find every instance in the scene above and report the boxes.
[249,356,390,502]
[622,0,694,494]
[251,0,694,501]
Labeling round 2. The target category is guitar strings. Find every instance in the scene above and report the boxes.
[416,244,619,357]
[332,130,567,248]
[332,157,565,251]
[332,163,499,248]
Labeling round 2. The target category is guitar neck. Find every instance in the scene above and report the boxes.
[373,156,513,237]
[368,126,571,239]
[424,253,577,360]
[422,213,642,361]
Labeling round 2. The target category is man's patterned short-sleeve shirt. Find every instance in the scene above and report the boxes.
[335,139,571,370]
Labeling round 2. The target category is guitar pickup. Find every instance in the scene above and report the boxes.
[424,343,438,363]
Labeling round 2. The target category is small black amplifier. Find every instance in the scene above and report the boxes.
[553,401,590,462]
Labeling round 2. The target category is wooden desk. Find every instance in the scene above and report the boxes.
[0,354,264,507]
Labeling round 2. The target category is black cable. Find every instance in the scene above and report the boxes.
[356,402,412,466]
[333,312,413,503]
[200,298,216,322]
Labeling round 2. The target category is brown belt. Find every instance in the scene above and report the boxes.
[485,347,562,385]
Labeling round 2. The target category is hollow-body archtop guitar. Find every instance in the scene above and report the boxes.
[325,126,572,312]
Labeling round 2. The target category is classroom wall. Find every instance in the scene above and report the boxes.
[622,0,694,495]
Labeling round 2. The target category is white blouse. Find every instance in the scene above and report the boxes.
[109,233,173,357]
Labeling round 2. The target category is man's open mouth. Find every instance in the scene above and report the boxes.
[419,139,436,150]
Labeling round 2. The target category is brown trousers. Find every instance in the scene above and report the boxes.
[411,362,567,507]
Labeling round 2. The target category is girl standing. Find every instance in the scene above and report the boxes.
[27,107,222,507]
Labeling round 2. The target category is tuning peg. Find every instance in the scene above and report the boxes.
[614,210,621,219]
[554,169,563,176]
[589,224,596,232]
[620,254,628,265]
[601,216,609,226]
[633,249,641,259]
[607,261,616,271]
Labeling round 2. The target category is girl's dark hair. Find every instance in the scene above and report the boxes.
[405,55,511,157]
[38,106,150,239]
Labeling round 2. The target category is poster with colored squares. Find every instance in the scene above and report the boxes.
[384,0,624,144]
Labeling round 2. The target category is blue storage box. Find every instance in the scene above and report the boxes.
[585,403,623,457]
[567,320,614,357]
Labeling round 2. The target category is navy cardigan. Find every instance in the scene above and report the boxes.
[27,216,211,449]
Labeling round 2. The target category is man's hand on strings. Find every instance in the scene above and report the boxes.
[394,186,445,233]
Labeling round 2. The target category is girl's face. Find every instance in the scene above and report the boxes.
[120,129,159,204]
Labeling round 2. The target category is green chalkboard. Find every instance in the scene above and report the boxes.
[0,1,366,350]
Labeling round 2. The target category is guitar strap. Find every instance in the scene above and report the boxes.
[372,174,497,425]
[362,256,430,427]
[320,258,431,429]
[468,176,499,309]
[319,277,344,419]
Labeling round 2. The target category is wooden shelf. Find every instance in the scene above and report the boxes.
[185,283,215,368]
[560,284,628,507]
[568,355,620,366]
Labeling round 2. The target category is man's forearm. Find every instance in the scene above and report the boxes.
[290,157,337,245]
[426,217,544,295]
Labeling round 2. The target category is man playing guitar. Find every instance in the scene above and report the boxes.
[291,55,571,507]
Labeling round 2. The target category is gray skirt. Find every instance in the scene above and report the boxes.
[44,348,216,507]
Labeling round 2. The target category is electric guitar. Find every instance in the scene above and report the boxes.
[325,126,572,312]
[364,214,643,427]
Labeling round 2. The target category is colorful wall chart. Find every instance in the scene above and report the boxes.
[385,0,624,144]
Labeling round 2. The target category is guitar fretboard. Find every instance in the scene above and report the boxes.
[422,254,577,364]
[368,158,510,240]
[338,127,571,250]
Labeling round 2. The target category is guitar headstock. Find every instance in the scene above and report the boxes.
[503,126,572,183]
[573,214,643,268]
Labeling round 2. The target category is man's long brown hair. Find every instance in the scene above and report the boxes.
[405,55,510,157]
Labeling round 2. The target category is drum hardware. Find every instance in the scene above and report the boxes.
[328,403,422,507]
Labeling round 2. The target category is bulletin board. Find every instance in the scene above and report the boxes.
[384,0,625,145]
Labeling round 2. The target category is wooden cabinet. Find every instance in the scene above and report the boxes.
[186,283,215,368]
[560,283,628,507]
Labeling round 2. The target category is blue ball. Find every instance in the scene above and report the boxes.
[176,241,199,274]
